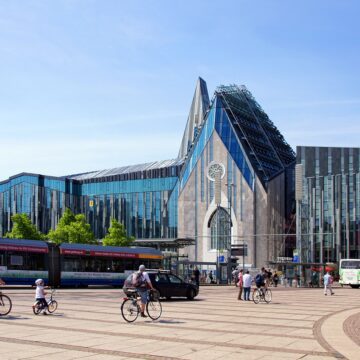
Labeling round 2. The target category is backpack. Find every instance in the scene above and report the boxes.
[132,272,146,288]
[255,274,263,285]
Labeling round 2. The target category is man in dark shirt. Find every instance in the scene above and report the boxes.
[193,266,200,287]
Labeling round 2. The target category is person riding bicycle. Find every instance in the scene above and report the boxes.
[255,268,267,295]
[33,279,49,315]
[132,265,155,318]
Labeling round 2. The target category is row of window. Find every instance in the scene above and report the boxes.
[0,251,47,271]
[62,256,161,273]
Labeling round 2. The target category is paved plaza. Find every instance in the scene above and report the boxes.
[0,286,359,360]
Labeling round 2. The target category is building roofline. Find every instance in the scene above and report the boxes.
[296,145,360,150]
[0,172,69,185]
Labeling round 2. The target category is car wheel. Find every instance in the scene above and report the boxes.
[187,289,195,300]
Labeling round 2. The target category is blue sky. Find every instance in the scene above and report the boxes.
[0,0,359,180]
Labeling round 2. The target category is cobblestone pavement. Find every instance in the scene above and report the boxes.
[0,286,359,359]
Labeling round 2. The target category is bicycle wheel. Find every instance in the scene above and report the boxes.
[33,302,42,315]
[48,300,58,313]
[264,289,272,303]
[121,298,139,323]
[146,299,162,320]
[0,294,12,316]
[252,289,261,304]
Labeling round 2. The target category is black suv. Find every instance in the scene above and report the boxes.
[123,270,199,300]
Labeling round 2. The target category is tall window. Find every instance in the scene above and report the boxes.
[210,208,231,250]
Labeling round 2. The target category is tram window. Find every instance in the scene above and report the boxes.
[27,253,45,271]
[111,259,123,272]
[6,252,25,268]
[63,256,82,272]
[10,255,23,266]
[150,260,161,269]
[123,260,134,271]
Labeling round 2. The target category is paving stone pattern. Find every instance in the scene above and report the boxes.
[0,286,359,359]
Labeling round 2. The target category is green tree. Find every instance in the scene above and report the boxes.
[5,213,45,240]
[48,208,96,245]
[102,218,134,247]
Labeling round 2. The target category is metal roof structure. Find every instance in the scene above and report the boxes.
[216,85,296,185]
[68,158,184,181]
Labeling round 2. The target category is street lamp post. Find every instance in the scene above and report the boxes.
[226,182,235,283]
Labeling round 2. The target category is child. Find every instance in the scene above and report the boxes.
[33,279,48,314]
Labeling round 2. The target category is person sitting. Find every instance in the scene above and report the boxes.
[132,265,155,318]
[255,267,266,295]
[33,279,49,315]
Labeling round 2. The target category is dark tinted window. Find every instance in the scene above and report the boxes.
[168,274,182,284]
[154,274,168,283]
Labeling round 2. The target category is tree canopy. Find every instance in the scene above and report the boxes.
[48,208,96,245]
[102,218,134,247]
[5,213,45,240]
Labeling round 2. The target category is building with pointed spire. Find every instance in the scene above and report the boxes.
[0,78,296,270]
[177,83,296,268]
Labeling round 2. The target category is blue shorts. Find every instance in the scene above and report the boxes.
[136,288,149,304]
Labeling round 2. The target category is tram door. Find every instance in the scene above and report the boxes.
[48,244,61,287]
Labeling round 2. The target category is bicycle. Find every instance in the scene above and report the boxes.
[121,289,162,323]
[252,287,272,304]
[33,289,58,315]
[0,291,12,316]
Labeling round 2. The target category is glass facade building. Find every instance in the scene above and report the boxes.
[0,78,296,267]
[0,160,182,240]
[296,146,360,263]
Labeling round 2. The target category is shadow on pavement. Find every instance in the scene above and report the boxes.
[161,298,204,302]
[1,315,30,320]
[156,319,185,324]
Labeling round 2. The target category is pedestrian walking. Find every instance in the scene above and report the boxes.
[232,267,240,286]
[243,270,252,301]
[324,272,334,296]
[265,269,272,287]
[192,266,200,287]
[209,270,214,284]
[237,269,244,300]
[273,271,279,287]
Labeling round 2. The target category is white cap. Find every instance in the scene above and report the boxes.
[35,279,43,285]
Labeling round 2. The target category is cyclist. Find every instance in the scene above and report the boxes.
[33,279,49,315]
[132,265,155,318]
[0,278,5,286]
[255,267,267,295]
